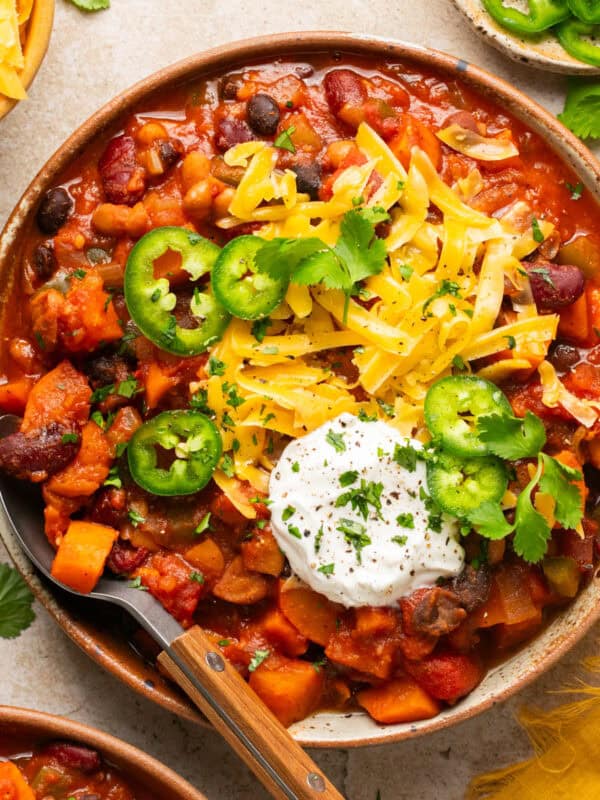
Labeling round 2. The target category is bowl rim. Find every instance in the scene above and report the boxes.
[450,0,600,75]
[0,0,56,122]
[2,30,600,749]
[0,704,207,799]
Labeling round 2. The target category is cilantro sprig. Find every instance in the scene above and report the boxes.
[558,80,600,140]
[0,564,35,639]
[254,207,389,321]
[465,412,584,563]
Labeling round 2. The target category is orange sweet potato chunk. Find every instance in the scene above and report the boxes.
[213,555,270,604]
[241,527,284,576]
[46,420,112,498]
[249,656,325,727]
[357,678,440,724]
[21,361,91,435]
[51,520,118,593]
[279,586,341,646]
[0,762,35,800]
[185,537,225,582]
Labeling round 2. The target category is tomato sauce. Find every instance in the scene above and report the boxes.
[1,53,600,728]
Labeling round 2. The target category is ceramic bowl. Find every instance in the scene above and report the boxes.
[451,0,600,74]
[0,0,55,122]
[1,31,600,748]
[0,705,206,799]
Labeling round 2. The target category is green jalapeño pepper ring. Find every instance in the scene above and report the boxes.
[211,235,290,320]
[556,19,600,65]
[568,0,600,24]
[426,451,508,518]
[482,0,570,34]
[128,410,222,496]
[424,375,513,457]
[124,226,231,356]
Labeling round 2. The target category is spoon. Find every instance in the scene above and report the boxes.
[0,414,343,800]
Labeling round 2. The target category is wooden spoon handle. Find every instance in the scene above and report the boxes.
[158,626,344,800]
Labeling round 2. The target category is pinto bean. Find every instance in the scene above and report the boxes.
[323,69,367,116]
[218,73,243,100]
[246,93,280,136]
[215,117,255,152]
[210,155,245,186]
[526,261,585,311]
[409,587,466,636]
[98,135,145,206]
[84,352,132,388]
[33,243,57,281]
[36,187,73,235]
[41,742,102,773]
[292,163,322,200]
[0,424,79,482]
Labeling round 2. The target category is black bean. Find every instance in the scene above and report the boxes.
[292,163,322,201]
[33,243,57,281]
[36,187,73,235]
[548,343,581,373]
[526,261,585,311]
[246,93,280,136]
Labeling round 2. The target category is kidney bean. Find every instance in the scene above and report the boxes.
[89,487,128,531]
[42,742,102,773]
[215,117,255,152]
[84,352,132,388]
[246,93,280,136]
[292,163,322,200]
[548,342,581,373]
[33,243,57,281]
[36,187,73,235]
[0,424,79,482]
[294,64,314,78]
[106,539,149,575]
[441,110,479,133]
[157,137,184,171]
[525,260,585,311]
[323,69,367,116]
[98,134,145,206]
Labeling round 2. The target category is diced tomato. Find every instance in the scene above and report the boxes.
[404,650,484,702]
[137,552,204,627]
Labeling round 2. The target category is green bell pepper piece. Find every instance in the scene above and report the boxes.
[124,226,230,356]
[128,411,222,496]
[568,0,600,24]
[482,0,570,34]
[556,19,600,65]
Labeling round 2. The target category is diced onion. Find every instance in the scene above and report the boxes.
[437,124,519,162]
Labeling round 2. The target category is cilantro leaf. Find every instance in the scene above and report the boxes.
[466,502,514,540]
[254,237,326,281]
[274,126,296,153]
[558,80,600,140]
[477,411,546,460]
[538,453,583,531]
[513,461,551,563]
[248,648,270,671]
[67,0,110,8]
[325,429,346,452]
[294,249,348,290]
[0,563,35,639]
[334,209,388,287]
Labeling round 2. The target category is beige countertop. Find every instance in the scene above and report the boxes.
[1,2,599,798]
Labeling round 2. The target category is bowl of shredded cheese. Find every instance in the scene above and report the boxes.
[0,0,54,121]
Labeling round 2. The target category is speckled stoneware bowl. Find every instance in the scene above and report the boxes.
[451,0,600,74]
[1,32,600,748]
[0,0,55,122]
[0,706,206,799]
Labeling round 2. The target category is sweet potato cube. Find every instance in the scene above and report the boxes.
[0,762,35,800]
[185,537,225,582]
[279,586,340,646]
[249,657,325,727]
[51,520,118,593]
[241,527,284,576]
[357,678,440,724]
[258,607,308,656]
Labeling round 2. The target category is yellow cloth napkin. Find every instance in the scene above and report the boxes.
[467,656,600,799]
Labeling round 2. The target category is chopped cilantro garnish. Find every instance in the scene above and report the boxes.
[423,279,462,313]
[190,571,205,584]
[117,376,139,398]
[452,354,467,372]
[376,398,395,417]
[218,639,231,647]
[566,181,584,200]
[393,442,419,472]
[282,506,296,521]
[128,509,145,527]
[531,216,545,244]
[61,433,79,444]
[194,513,211,535]
[336,479,383,521]
[90,383,114,403]
[248,648,270,672]
[220,454,235,478]
[291,461,300,473]
[396,513,414,529]
[208,357,226,376]
[128,576,147,591]
[274,126,296,153]
[103,465,122,489]
[358,408,377,422]
[339,470,358,487]
[318,563,335,575]
[72,268,87,279]
[287,524,302,539]
[398,263,413,281]
[325,429,346,452]
[251,317,271,343]
[391,534,408,546]
[505,335,516,350]
[337,518,371,564]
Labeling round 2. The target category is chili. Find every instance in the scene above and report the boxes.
[211,235,289,320]
[556,19,600,66]
[567,0,600,24]
[426,451,508,518]
[482,0,570,34]
[128,410,222,496]
[424,376,513,457]
[124,226,230,356]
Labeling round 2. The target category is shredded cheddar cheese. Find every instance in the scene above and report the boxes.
[192,122,565,510]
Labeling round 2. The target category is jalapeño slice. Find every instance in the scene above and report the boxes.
[128,410,222,496]
[124,226,230,356]
[426,451,508,518]
[211,235,289,320]
[424,375,512,457]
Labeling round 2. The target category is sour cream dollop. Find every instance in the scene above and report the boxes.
[269,413,465,607]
